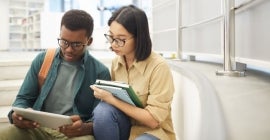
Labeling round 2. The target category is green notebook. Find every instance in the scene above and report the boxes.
[94,79,143,108]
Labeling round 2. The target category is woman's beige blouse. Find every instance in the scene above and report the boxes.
[111,52,176,140]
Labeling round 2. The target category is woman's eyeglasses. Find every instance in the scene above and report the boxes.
[104,34,133,47]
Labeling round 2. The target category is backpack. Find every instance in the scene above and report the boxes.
[38,48,56,89]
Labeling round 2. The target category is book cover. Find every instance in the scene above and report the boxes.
[94,79,143,108]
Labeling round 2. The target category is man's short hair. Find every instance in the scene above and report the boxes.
[61,9,94,38]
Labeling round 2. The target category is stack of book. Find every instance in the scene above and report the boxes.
[93,79,143,108]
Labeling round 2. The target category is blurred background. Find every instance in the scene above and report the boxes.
[0,0,152,51]
[0,1,270,140]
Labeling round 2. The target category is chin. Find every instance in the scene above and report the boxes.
[64,55,75,62]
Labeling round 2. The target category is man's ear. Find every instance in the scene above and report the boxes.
[87,37,93,46]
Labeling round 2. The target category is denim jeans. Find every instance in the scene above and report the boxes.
[135,133,159,140]
[93,102,131,140]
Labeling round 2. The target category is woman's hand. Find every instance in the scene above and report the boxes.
[58,115,93,138]
[90,85,114,103]
[12,111,39,129]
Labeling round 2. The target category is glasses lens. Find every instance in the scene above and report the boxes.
[58,39,68,48]
[105,34,113,43]
[70,42,82,48]
[115,39,124,47]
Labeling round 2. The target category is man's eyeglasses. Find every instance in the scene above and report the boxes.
[57,38,87,50]
[104,34,133,47]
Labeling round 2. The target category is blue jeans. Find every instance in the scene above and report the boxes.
[135,133,159,140]
[93,102,131,140]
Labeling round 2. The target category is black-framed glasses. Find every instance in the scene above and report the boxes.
[104,34,133,47]
[57,38,87,50]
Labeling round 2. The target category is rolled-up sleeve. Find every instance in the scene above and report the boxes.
[145,61,174,123]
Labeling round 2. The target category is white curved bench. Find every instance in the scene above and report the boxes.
[169,61,227,140]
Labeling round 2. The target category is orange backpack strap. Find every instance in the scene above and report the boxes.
[38,48,56,89]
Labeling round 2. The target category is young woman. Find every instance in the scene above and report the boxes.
[91,5,175,140]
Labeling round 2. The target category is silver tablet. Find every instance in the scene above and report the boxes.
[12,107,73,129]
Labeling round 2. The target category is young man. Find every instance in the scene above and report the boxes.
[0,9,110,140]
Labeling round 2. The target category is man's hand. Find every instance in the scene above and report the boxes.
[12,112,39,129]
[58,115,93,138]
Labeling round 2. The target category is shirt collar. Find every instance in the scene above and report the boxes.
[114,55,148,75]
